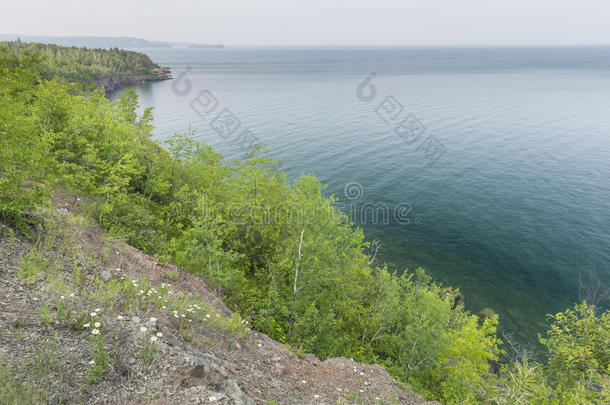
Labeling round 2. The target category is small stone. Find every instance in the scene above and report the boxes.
[189,357,208,379]
[101,270,112,281]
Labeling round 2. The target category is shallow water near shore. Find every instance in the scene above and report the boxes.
[109,46,610,350]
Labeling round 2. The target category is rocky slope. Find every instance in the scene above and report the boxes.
[97,67,171,92]
[0,192,435,404]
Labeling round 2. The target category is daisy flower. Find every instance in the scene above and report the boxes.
[156,332,163,337]
[83,323,90,328]
[90,312,97,317]
[140,326,147,333]
[94,322,101,328]
[89,360,96,365]
[150,336,158,343]
[91,329,100,335]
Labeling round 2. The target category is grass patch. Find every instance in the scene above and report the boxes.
[18,249,49,284]
[0,340,69,404]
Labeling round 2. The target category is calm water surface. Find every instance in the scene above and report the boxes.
[110,47,610,350]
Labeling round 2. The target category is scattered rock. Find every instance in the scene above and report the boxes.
[187,355,255,405]
[100,269,112,281]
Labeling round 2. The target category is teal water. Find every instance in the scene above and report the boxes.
[110,47,610,351]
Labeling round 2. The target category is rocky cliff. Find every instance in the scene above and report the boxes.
[97,67,172,92]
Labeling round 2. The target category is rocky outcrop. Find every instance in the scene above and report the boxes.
[97,67,172,92]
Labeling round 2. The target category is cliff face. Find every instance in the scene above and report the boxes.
[97,67,172,92]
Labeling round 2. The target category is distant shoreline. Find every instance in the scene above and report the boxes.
[0,34,224,49]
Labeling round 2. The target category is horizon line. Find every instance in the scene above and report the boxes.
[3,34,610,48]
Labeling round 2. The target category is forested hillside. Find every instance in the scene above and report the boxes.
[0,40,163,88]
[0,44,608,404]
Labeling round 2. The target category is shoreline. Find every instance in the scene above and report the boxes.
[97,66,172,92]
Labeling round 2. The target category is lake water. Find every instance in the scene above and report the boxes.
[110,46,610,350]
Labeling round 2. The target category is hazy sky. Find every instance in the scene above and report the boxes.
[3,0,610,46]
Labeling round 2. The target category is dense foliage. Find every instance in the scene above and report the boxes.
[1,45,608,404]
[0,40,159,87]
